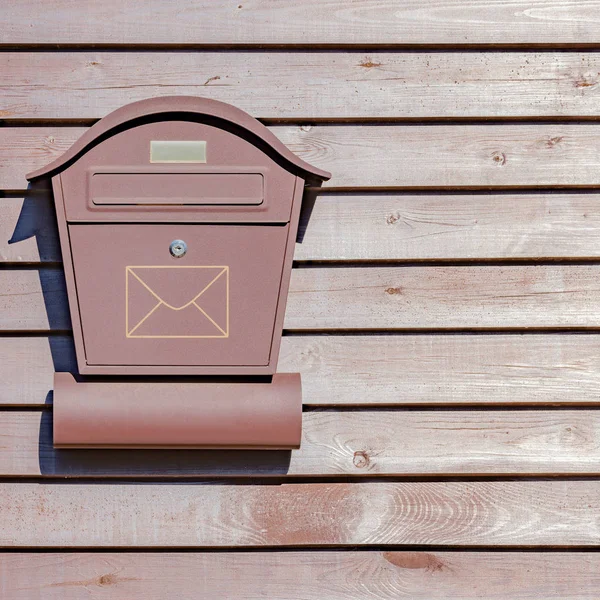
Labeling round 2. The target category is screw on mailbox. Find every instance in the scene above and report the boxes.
[169,239,187,258]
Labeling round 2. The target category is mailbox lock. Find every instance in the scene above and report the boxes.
[169,239,187,258]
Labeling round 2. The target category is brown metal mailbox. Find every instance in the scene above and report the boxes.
[27,96,330,449]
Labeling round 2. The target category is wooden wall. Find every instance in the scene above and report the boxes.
[2,1,600,597]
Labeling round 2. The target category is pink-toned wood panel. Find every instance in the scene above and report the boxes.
[4,266,600,331]
[4,265,600,331]
[286,265,600,330]
[1,481,599,547]
[2,409,600,477]
[3,551,600,599]
[2,1,599,45]
[295,192,600,261]
[5,124,600,190]
[4,334,600,407]
[5,192,600,263]
[3,52,600,120]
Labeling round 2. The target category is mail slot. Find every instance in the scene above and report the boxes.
[90,172,265,206]
[27,96,330,449]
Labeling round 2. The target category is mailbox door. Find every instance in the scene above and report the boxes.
[68,224,290,371]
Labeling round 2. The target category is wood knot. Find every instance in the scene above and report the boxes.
[575,77,597,89]
[98,574,117,586]
[353,450,370,468]
[383,552,447,572]
[87,61,101,67]
[491,151,507,166]
[546,136,563,148]
[359,58,382,69]
[386,213,400,225]
[203,75,221,86]
[385,287,402,295]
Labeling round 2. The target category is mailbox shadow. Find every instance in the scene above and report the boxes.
[10,184,292,477]
[7,182,59,263]
[9,182,73,363]
[296,186,318,245]
[9,181,71,332]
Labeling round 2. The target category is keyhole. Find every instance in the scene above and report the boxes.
[169,239,187,258]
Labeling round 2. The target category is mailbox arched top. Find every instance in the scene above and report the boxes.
[26,96,331,183]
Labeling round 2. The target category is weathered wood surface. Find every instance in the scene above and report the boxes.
[297,193,600,261]
[4,334,600,407]
[2,481,599,547]
[4,266,600,332]
[4,52,600,120]
[3,409,600,477]
[6,193,600,263]
[6,124,600,190]
[2,1,600,46]
[287,265,600,329]
[3,551,600,600]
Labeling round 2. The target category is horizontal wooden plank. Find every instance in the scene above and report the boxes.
[4,52,600,120]
[3,551,600,599]
[4,333,600,407]
[287,265,600,329]
[2,1,600,45]
[6,124,600,190]
[296,192,600,261]
[1,481,598,547]
[3,409,600,477]
[6,192,600,263]
[3,265,600,331]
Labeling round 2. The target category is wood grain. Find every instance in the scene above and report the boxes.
[2,1,600,45]
[4,334,600,407]
[2,409,600,477]
[4,265,600,331]
[295,192,600,261]
[4,52,600,120]
[1,481,599,547]
[6,192,600,263]
[6,124,600,190]
[287,265,600,329]
[3,551,600,599]
[3,0,600,578]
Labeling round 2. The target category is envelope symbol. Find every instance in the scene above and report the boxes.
[125,266,229,338]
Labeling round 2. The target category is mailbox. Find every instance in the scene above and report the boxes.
[27,96,330,449]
